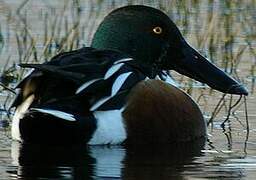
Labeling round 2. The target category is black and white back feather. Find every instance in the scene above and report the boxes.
[12,47,150,121]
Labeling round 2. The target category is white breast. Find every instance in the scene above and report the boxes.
[88,109,127,145]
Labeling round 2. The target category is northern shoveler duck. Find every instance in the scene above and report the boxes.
[11,5,248,145]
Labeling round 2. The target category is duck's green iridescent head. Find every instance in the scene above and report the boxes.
[92,5,184,68]
[91,5,248,95]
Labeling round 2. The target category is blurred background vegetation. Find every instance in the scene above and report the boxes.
[0,0,255,133]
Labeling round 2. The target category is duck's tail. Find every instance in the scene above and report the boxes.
[12,97,97,145]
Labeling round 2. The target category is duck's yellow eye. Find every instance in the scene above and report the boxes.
[153,27,163,34]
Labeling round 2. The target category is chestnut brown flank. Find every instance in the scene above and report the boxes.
[123,80,206,144]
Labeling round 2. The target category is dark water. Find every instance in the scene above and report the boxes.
[7,141,205,179]
[1,138,256,179]
[0,0,255,179]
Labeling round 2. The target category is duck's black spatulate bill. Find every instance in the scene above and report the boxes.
[171,43,248,96]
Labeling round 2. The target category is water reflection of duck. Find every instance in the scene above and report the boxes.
[10,5,247,145]
[11,142,94,179]
[122,141,205,179]
[10,141,204,179]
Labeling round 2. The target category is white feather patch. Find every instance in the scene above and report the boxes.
[14,68,36,88]
[113,58,133,65]
[11,142,19,166]
[31,108,76,122]
[155,75,161,80]
[111,72,132,97]
[90,72,132,111]
[104,63,124,80]
[23,68,35,79]
[164,74,179,87]
[90,96,112,111]
[88,109,126,145]
[12,94,35,141]
[76,78,102,94]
